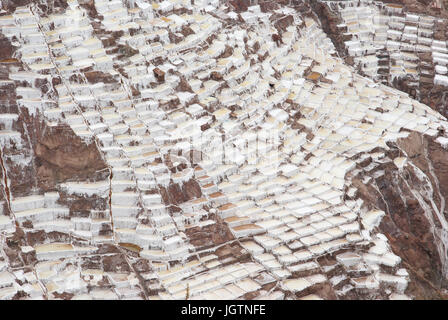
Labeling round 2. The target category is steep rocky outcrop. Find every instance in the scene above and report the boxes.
[350,132,448,299]
[33,122,108,192]
[309,0,348,60]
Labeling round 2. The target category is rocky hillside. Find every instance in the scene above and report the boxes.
[0,0,447,300]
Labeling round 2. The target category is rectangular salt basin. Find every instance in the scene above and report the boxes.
[34,243,76,260]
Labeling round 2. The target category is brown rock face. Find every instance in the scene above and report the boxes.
[228,0,250,12]
[84,71,117,84]
[180,25,195,37]
[0,160,10,216]
[159,179,202,205]
[102,254,131,273]
[153,68,165,83]
[181,178,202,200]
[351,132,448,299]
[0,34,14,62]
[271,14,295,33]
[210,71,223,81]
[35,127,106,185]
[310,1,351,65]
[185,214,235,250]
[1,0,34,11]
[4,112,105,196]
[25,118,108,193]
[175,76,194,93]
